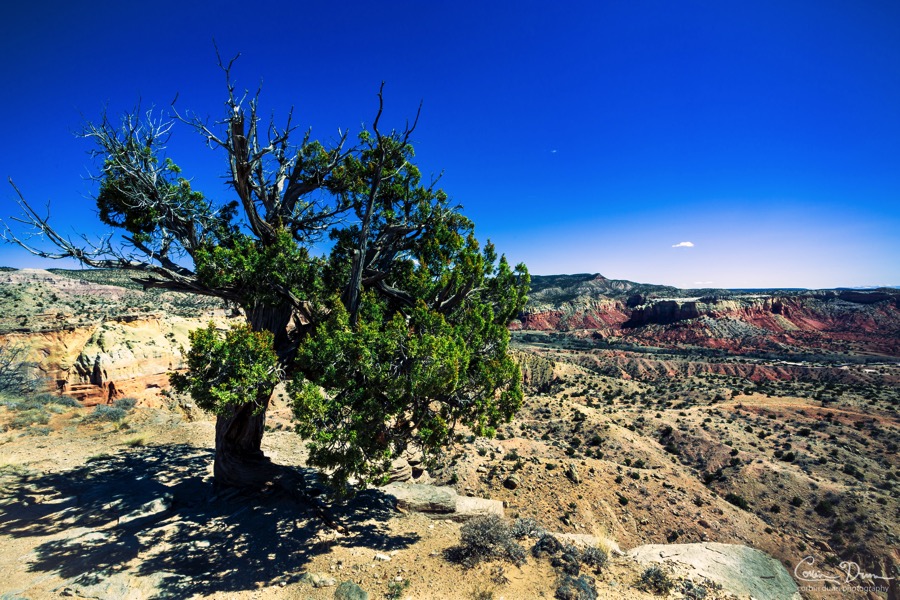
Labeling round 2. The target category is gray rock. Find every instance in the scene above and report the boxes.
[503,474,520,490]
[301,572,337,588]
[386,458,413,483]
[381,481,503,521]
[402,449,424,466]
[452,494,504,521]
[629,542,801,600]
[381,482,457,513]
[334,581,369,600]
[565,462,581,484]
[62,572,184,600]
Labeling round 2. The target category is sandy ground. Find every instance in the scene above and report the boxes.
[0,407,676,600]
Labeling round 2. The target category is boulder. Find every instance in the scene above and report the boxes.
[381,483,456,514]
[385,458,413,483]
[301,572,337,588]
[334,581,369,600]
[380,482,504,521]
[565,462,581,484]
[628,542,801,600]
[503,474,520,490]
[453,495,504,521]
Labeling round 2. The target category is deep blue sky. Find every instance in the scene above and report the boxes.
[2,1,898,288]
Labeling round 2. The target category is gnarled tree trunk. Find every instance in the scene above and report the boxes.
[213,397,273,488]
[212,302,293,488]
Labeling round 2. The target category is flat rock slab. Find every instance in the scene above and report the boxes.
[381,483,457,514]
[451,495,504,521]
[60,571,186,600]
[380,482,503,521]
[628,542,801,600]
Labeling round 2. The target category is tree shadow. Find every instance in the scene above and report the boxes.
[0,443,419,598]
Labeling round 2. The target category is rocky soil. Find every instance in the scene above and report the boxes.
[0,267,897,599]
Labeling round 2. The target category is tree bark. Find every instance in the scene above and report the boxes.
[213,398,273,488]
[212,302,293,489]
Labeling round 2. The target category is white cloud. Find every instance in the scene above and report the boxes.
[694,281,713,285]
[672,241,694,248]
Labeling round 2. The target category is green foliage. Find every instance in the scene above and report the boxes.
[171,323,280,416]
[292,192,528,485]
[724,492,750,510]
[291,287,524,485]
[194,228,319,307]
[96,151,230,245]
[84,89,528,490]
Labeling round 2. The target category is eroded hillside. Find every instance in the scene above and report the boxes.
[0,268,897,599]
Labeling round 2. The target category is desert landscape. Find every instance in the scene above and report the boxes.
[3,2,900,599]
[1,268,897,599]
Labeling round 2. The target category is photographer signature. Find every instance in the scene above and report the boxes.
[794,556,895,584]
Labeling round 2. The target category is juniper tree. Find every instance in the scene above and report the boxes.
[3,58,529,490]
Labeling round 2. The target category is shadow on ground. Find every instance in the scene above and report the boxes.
[0,443,419,598]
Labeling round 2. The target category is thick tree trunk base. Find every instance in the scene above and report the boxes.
[213,446,280,490]
[212,302,296,491]
[213,401,273,490]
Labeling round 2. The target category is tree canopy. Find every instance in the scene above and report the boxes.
[3,59,529,491]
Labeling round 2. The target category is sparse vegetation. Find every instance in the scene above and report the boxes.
[446,516,526,568]
[637,565,674,595]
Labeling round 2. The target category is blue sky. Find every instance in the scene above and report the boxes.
[1,1,898,288]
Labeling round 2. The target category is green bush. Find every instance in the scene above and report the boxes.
[724,493,750,510]
[9,409,49,429]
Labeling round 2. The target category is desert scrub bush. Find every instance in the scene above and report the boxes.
[681,579,721,599]
[724,492,750,510]
[553,544,584,575]
[510,517,545,539]
[385,579,410,599]
[83,405,127,423]
[113,397,137,411]
[581,546,608,572]
[82,398,137,424]
[123,434,149,447]
[532,533,564,559]
[8,408,50,429]
[636,565,674,595]
[555,574,597,600]
[2,392,78,411]
[446,515,526,568]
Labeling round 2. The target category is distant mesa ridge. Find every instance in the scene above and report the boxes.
[519,273,900,357]
[2,267,899,360]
